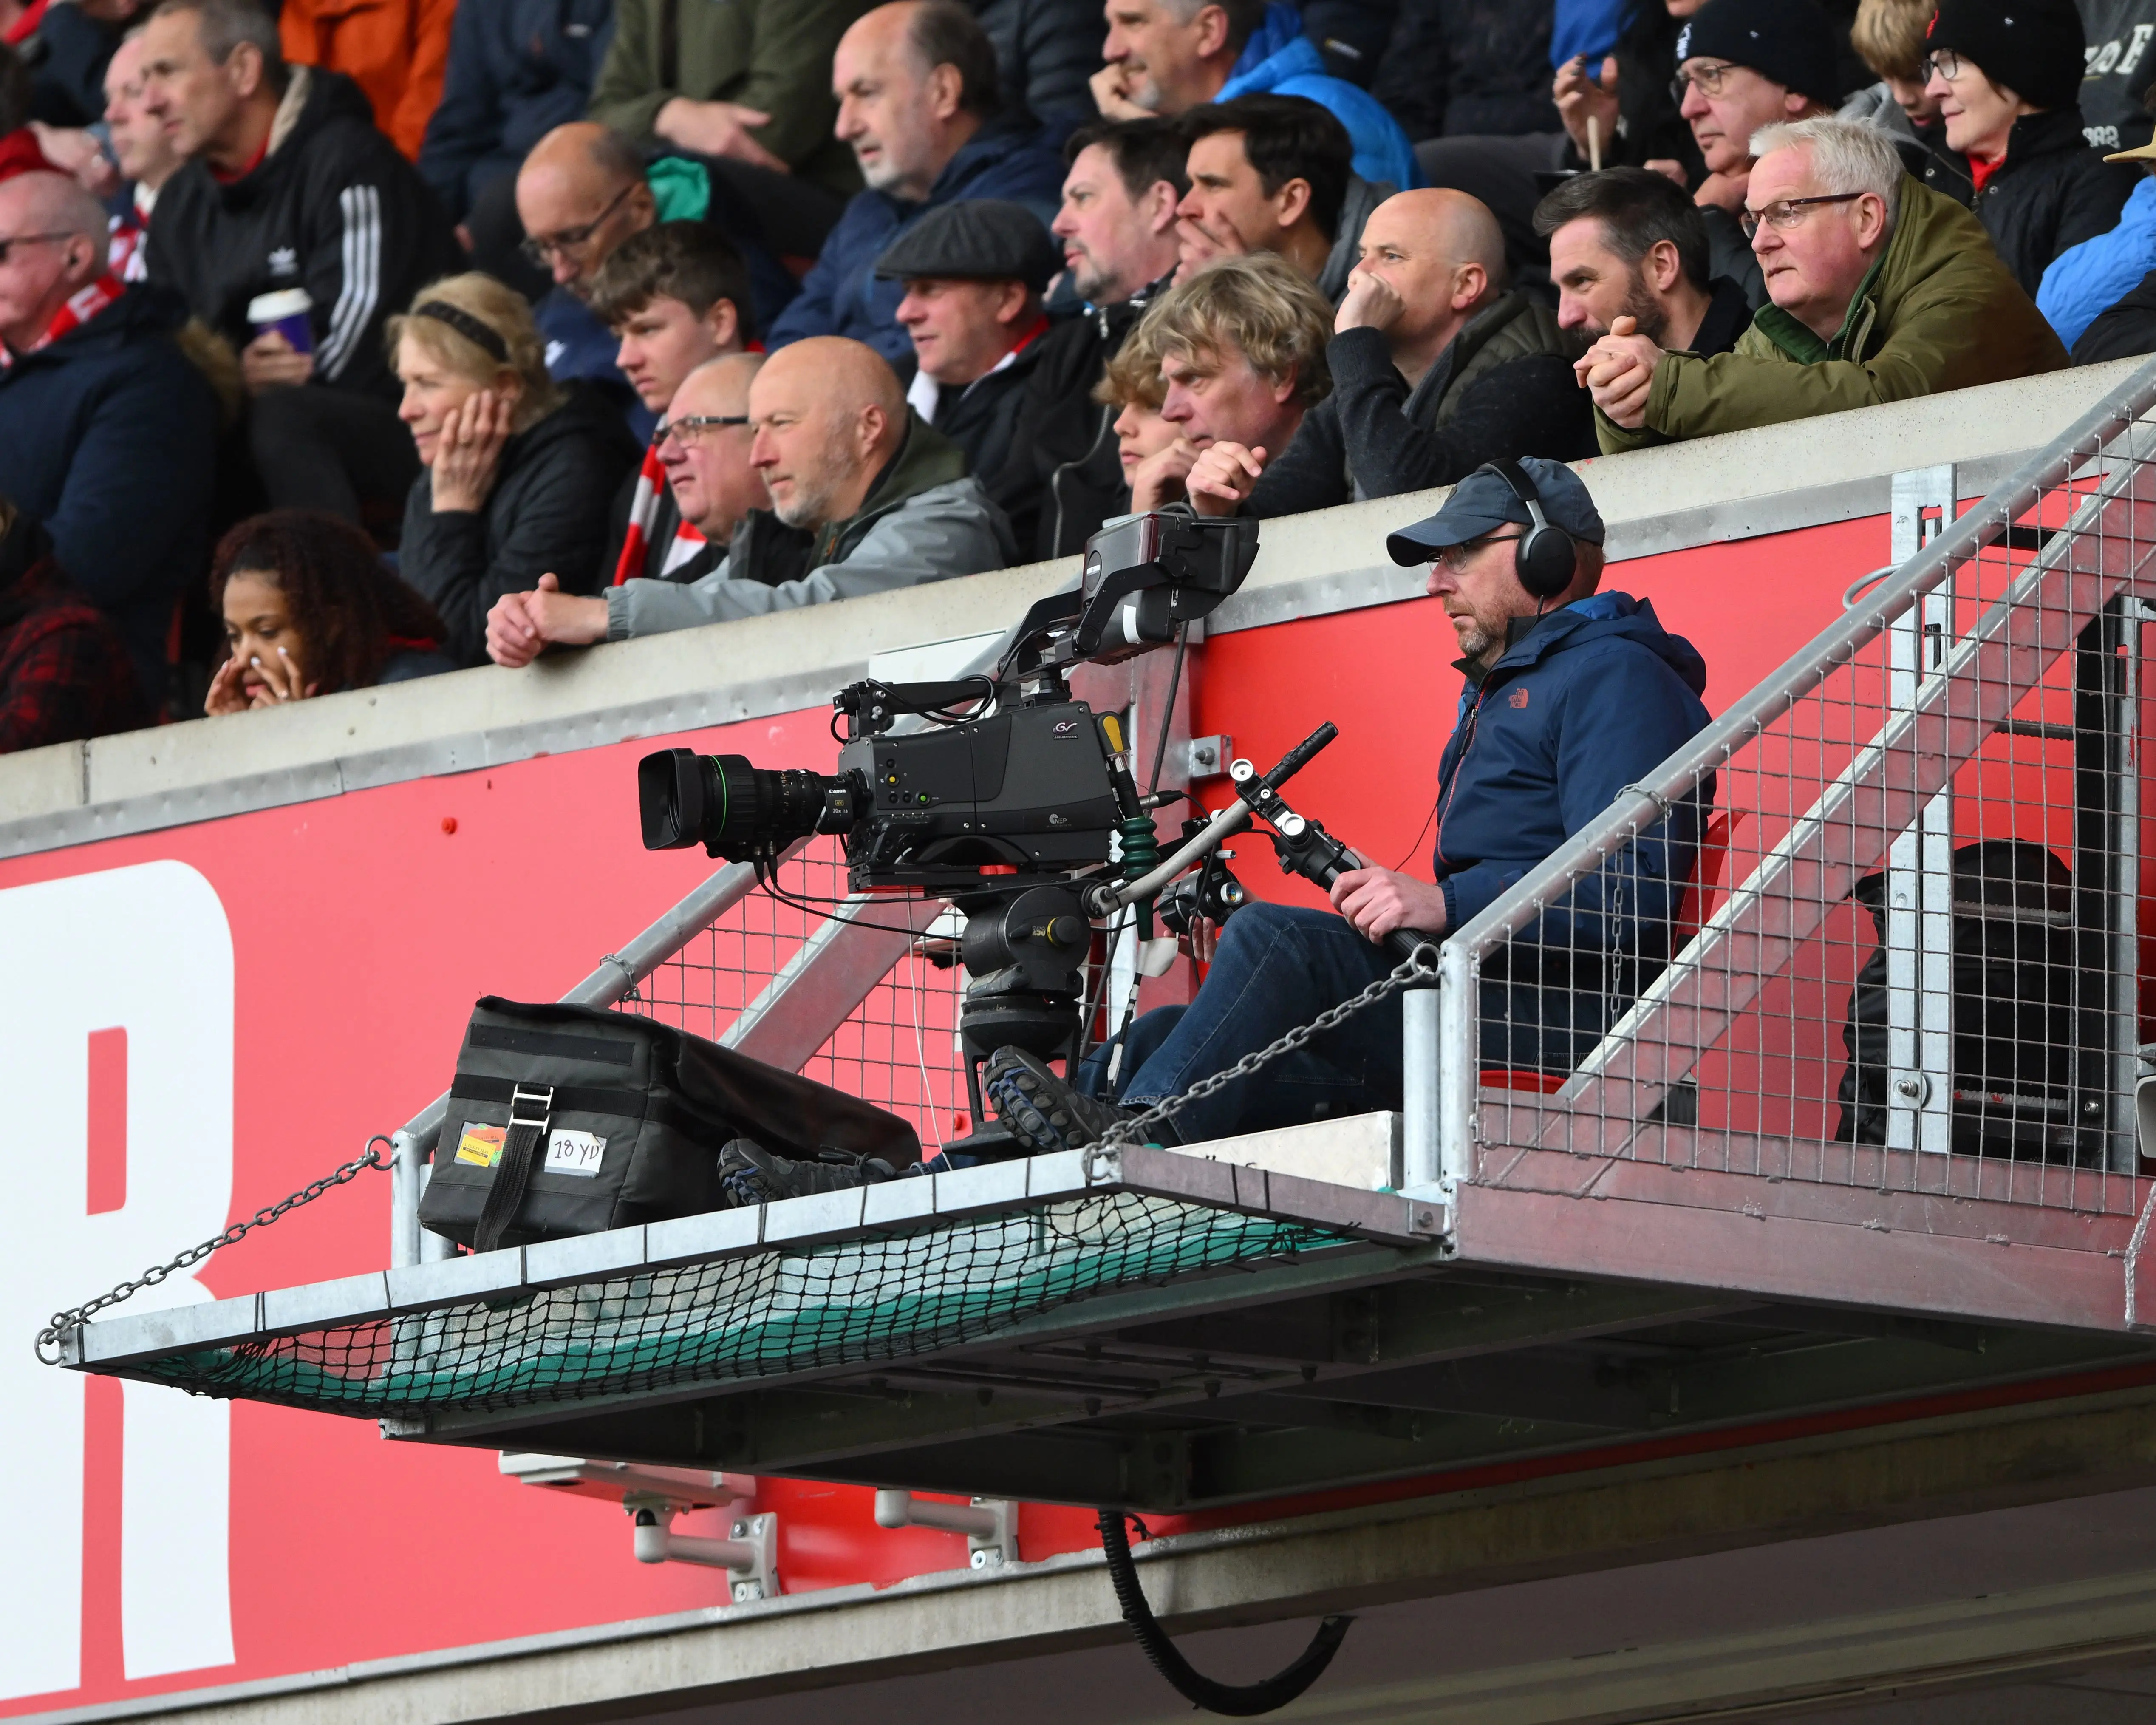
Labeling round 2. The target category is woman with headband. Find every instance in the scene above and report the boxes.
[389,274,639,665]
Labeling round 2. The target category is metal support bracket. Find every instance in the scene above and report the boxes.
[872,1489,1019,1568]
[628,1499,779,1601]
[1885,464,1958,1156]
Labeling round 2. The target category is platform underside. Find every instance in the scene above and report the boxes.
[66,1119,2156,1511]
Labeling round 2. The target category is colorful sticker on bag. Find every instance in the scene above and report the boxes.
[543,1127,607,1178]
[455,1122,505,1167]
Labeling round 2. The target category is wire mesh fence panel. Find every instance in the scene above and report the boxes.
[614,838,974,1149]
[1456,406,2156,1220]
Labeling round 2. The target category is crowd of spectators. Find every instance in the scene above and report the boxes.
[5,0,2156,758]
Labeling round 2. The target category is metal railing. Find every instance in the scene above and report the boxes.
[1429,357,2156,1220]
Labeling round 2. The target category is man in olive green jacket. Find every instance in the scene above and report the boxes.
[588,0,872,204]
[1582,116,2065,454]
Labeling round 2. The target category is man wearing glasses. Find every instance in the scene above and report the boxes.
[1580,115,2065,454]
[981,459,1715,1156]
[486,352,771,665]
[1665,0,1842,306]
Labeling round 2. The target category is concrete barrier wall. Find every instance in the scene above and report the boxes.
[0,359,2138,861]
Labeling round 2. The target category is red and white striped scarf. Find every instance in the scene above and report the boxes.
[0,273,123,368]
[610,441,707,585]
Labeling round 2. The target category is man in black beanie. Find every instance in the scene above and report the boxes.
[1673,0,1843,303]
[1920,0,2137,298]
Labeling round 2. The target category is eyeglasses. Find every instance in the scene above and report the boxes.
[1923,48,1964,83]
[1668,60,1738,104]
[656,414,750,448]
[1435,532,1522,572]
[0,232,77,265]
[519,184,634,265]
[1738,192,1866,237]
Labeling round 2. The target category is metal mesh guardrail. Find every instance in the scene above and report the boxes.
[616,838,973,1149]
[114,1194,1348,1418]
[1442,363,2156,1218]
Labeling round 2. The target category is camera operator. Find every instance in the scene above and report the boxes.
[983,459,1715,1152]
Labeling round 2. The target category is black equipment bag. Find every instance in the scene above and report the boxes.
[1833,840,2084,1158]
[418,997,922,1251]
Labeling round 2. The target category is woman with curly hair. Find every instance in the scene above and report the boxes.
[390,273,640,666]
[204,513,453,715]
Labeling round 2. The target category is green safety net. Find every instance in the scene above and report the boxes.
[120,1193,1353,1419]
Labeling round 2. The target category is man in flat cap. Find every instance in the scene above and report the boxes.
[875,198,1058,492]
[979,458,1718,1154]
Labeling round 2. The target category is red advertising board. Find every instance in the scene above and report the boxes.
[0,516,1886,1715]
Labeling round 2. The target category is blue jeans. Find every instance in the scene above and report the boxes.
[1089,903,1406,1144]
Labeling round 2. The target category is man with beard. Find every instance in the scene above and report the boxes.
[1536,167,1752,357]
[987,115,1186,558]
[973,457,1716,1156]
[489,337,1016,646]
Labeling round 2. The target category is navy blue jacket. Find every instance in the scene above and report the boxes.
[0,285,219,705]
[418,0,615,221]
[1433,592,1711,956]
[766,113,1067,366]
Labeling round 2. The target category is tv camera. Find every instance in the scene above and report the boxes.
[638,509,1433,1128]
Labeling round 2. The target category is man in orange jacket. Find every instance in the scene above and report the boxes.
[278,0,454,160]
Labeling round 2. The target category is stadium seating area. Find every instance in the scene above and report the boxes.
[1,0,2153,750]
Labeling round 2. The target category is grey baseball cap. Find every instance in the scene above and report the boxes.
[1385,459,1606,564]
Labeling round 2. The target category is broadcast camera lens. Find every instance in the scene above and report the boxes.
[637,749,842,858]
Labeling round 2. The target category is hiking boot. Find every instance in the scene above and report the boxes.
[718,1138,895,1207]
[983,1048,1137,1154]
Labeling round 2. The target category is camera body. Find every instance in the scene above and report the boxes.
[639,510,1260,904]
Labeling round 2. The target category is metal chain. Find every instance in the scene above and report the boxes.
[1094,943,1444,1149]
[33,1136,396,1364]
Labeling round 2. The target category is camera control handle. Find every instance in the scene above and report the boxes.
[1259,800,1440,969]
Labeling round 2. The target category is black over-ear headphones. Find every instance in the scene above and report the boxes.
[1477,458,1577,600]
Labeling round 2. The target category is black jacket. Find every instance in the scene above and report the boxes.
[986,275,1169,559]
[1247,293,1592,518]
[23,2,123,126]
[0,284,219,703]
[919,334,1047,511]
[399,389,642,665]
[147,68,462,402]
[970,0,1105,121]
[1371,0,1555,143]
[2072,266,2156,365]
[1674,274,1754,358]
[1925,107,2138,300]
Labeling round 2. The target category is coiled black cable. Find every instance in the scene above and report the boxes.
[1094,1510,1352,1716]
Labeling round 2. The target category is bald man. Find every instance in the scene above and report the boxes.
[1183,188,1596,520]
[765,1,1064,365]
[486,337,1016,657]
[0,170,219,703]
[513,123,663,427]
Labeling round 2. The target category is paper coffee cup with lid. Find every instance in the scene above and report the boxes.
[246,288,314,353]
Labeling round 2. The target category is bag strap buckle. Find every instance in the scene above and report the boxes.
[509,1082,555,1131]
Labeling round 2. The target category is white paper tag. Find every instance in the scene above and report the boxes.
[543,1127,607,1177]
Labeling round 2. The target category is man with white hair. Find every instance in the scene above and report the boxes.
[0,169,218,707]
[484,337,1016,653]
[1580,116,2065,451]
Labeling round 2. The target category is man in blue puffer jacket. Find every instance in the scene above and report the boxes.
[984,458,1715,1151]
[1092,0,1418,190]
